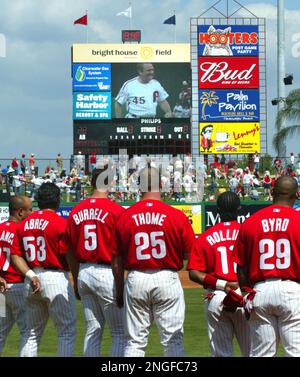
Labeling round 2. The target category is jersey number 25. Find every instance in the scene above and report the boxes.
[135,231,166,260]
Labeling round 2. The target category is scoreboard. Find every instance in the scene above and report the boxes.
[72,44,191,156]
[74,119,190,155]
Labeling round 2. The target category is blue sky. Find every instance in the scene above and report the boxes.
[0,0,299,159]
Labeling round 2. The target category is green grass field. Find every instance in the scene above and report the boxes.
[2,288,284,357]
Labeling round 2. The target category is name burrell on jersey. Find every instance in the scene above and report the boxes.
[132,212,166,227]
[72,208,109,225]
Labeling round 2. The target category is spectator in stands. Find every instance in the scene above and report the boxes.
[56,153,63,175]
[254,152,260,172]
[89,152,96,172]
[11,157,19,175]
[262,170,272,201]
[20,154,26,175]
[29,153,35,174]
[229,174,239,193]
[242,168,253,197]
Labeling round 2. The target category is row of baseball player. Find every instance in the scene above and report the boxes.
[0,167,299,357]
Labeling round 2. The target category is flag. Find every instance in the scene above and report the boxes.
[74,14,88,25]
[116,6,132,18]
[163,15,176,25]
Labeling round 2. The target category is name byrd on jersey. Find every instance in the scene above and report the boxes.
[261,218,289,232]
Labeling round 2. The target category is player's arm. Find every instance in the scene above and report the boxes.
[66,249,80,300]
[111,254,124,308]
[0,276,7,293]
[237,265,251,290]
[159,100,173,118]
[189,270,238,292]
[115,101,124,118]
[10,254,41,294]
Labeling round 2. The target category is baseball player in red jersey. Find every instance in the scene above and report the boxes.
[65,165,125,357]
[0,196,32,356]
[233,176,300,357]
[112,166,195,357]
[11,182,76,357]
[187,192,250,357]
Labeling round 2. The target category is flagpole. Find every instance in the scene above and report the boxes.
[129,2,132,30]
[173,10,176,43]
[86,9,88,43]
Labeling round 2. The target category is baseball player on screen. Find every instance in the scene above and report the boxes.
[0,196,32,356]
[233,176,300,357]
[187,191,250,357]
[115,63,173,118]
[65,164,125,357]
[112,165,196,357]
[11,182,76,357]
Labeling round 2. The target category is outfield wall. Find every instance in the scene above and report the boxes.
[0,202,275,236]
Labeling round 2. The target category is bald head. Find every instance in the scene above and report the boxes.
[273,176,298,204]
[9,195,33,222]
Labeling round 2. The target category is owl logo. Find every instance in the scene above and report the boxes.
[203,25,233,56]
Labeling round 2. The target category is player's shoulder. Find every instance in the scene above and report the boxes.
[0,220,18,232]
[120,76,139,90]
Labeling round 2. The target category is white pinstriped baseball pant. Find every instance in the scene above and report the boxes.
[205,290,250,357]
[22,269,77,357]
[124,269,185,357]
[77,263,125,357]
[250,278,300,357]
[0,282,29,356]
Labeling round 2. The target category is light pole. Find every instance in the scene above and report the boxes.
[277,0,286,158]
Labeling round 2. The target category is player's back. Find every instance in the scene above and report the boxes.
[188,221,240,281]
[66,197,125,264]
[117,199,195,270]
[0,221,23,283]
[235,204,300,284]
[17,210,68,270]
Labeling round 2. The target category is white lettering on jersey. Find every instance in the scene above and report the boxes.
[73,208,109,225]
[261,218,289,233]
[24,219,49,231]
[132,212,166,227]
[0,230,14,245]
[206,229,239,246]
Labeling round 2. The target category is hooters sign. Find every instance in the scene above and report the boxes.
[198,56,259,89]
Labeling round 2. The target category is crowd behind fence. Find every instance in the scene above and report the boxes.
[0,153,299,203]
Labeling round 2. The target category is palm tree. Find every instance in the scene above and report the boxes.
[272,89,300,155]
[200,91,219,120]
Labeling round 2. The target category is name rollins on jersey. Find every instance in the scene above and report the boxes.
[132,212,166,227]
[24,219,49,231]
[73,209,109,225]
[206,228,239,246]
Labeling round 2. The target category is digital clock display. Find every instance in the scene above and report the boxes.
[122,30,141,43]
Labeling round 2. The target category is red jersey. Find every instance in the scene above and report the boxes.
[0,221,23,283]
[187,221,240,282]
[65,198,125,263]
[13,210,68,270]
[232,205,300,285]
[116,199,196,270]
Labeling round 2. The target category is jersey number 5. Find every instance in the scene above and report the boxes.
[135,231,166,260]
